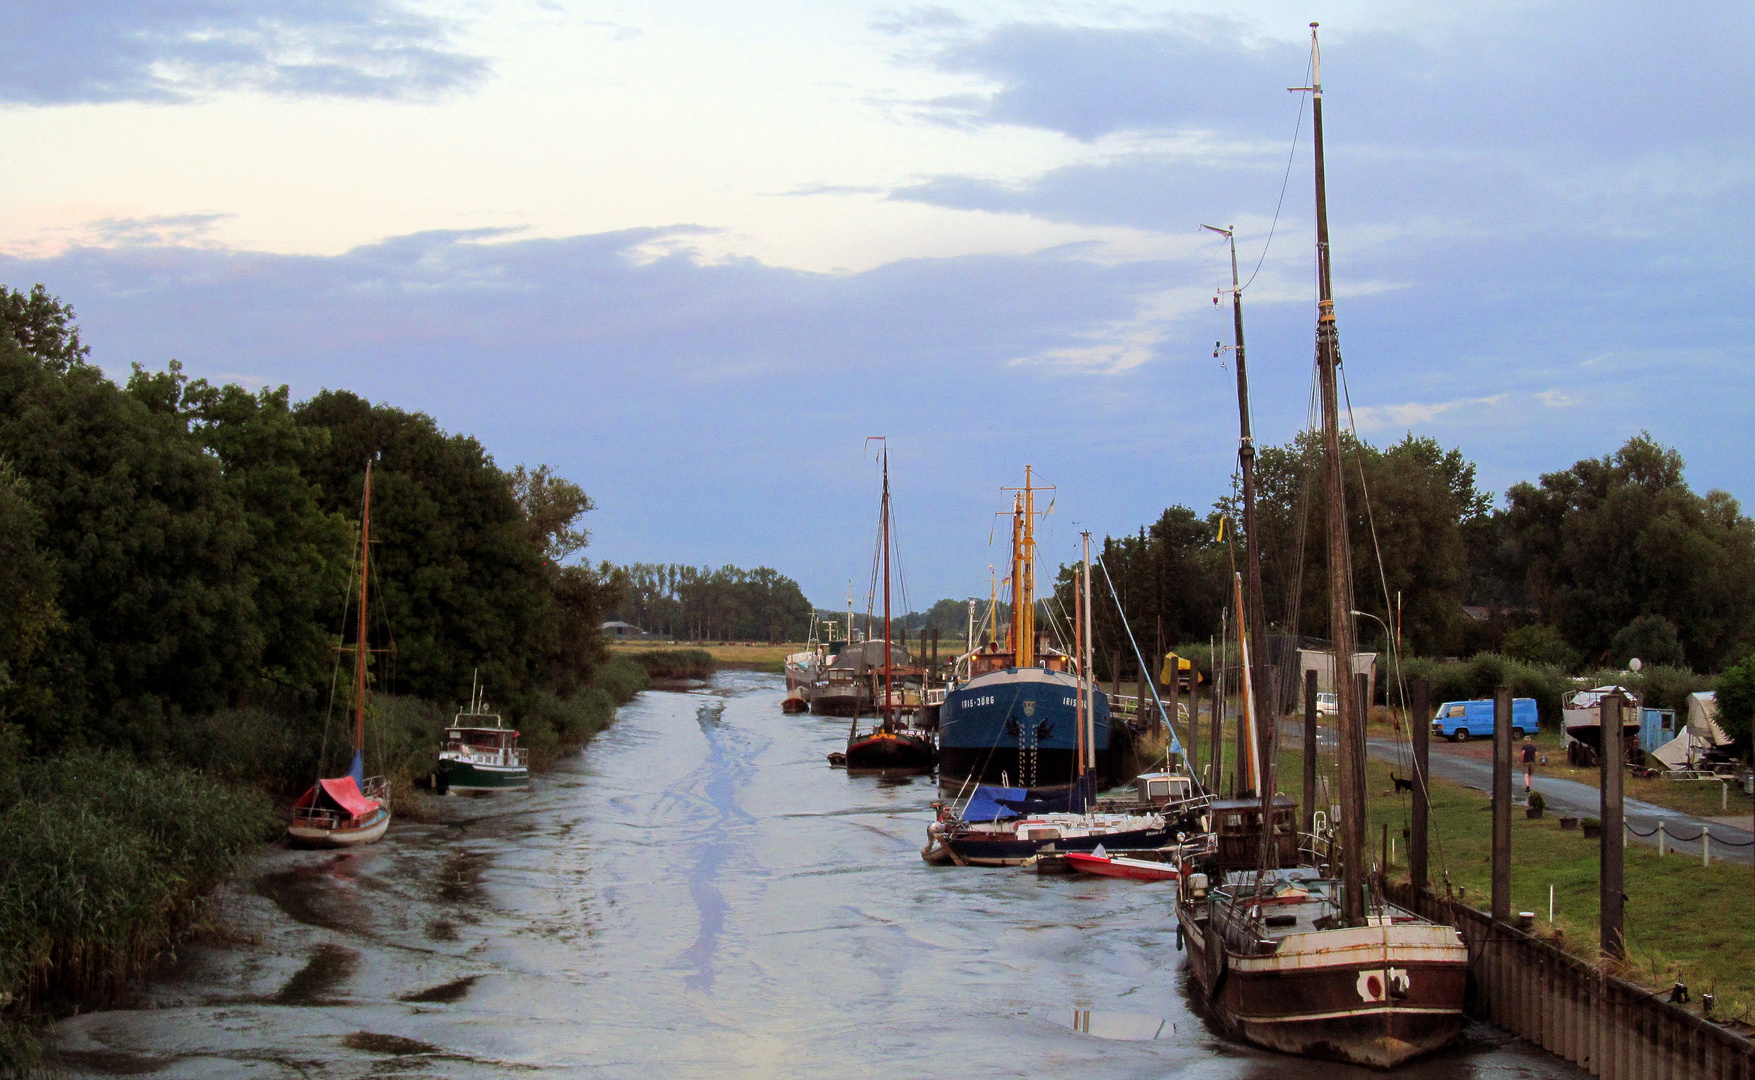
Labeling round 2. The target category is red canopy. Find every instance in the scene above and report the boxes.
[295,776,379,818]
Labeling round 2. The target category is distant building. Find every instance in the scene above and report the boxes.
[1298,648,1379,704]
[601,620,651,641]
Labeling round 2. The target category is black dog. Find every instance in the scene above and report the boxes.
[1390,773,1415,794]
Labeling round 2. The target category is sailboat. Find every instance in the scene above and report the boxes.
[288,462,392,848]
[842,443,935,772]
[1175,26,1466,1068]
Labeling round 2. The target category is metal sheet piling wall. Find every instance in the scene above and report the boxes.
[1385,882,1755,1079]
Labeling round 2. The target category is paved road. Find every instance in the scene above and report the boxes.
[1275,719,1754,868]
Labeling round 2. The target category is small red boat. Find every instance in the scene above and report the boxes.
[1063,849,1180,882]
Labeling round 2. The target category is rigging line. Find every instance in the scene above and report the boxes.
[1094,554,1206,797]
[1240,48,1315,293]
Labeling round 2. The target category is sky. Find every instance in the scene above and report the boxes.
[1,1,1751,610]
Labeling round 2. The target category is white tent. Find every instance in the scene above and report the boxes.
[1686,691,1731,745]
[1648,691,1731,771]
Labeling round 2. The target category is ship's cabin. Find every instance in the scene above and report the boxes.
[967,641,1073,678]
[1207,795,1299,870]
[1135,771,1196,807]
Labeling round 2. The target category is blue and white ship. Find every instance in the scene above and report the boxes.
[938,468,1127,794]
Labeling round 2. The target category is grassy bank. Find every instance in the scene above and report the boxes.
[611,645,719,678]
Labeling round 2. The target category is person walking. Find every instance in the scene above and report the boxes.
[1520,735,1537,798]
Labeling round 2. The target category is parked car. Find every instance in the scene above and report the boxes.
[1316,692,1338,716]
[1431,698,1538,742]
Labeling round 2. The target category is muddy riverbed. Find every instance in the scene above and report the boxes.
[56,672,1584,1078]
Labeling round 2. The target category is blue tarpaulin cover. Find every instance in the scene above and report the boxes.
[961,786,1029,822]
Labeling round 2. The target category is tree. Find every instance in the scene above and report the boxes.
[509,464,593,563]
[0,284,89,370]
[1500,434,1755,670]
[1607,614,1685,669]
[1501,623,1580,671]
[1713,654,1755,754]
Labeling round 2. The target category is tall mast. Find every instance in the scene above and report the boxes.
[351,461,373,788]
[881,447,893,729]
[1304,22,1365,924]
[1008,495,1024,655]
[1082,531,1094,771]
[1020,466,1035,666]
[1075,537,1086,777]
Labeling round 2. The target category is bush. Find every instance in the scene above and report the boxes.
[1528,790,1545,810]
[1608,614,1686,669]
[1397,653,1574,730]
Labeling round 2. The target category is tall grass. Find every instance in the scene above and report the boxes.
[626,648,714,680]
[0,750,279,1072]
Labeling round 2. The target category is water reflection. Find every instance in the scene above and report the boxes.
[1050,1008,1171,1040]
[54,671,1588,1079]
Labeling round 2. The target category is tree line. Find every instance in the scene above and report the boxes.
[0,285,617,756]
[602,562,814,641]
[1054,430,1755,680]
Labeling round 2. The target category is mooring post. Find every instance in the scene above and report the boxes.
[930,626,938,682]
[1168,665,1183,772]
[1601,691,1626,959]
[1493,685,1513,924]
[1303,669,1319,845]
[1210,670,1224,796]
[1411,677,1430,889]
[1136,665,1150,730]
[1186,669,1200,785]
[1111,650,1122,707]
[1235,668,1250,797]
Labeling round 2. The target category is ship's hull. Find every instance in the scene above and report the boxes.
[1177,903,1467,1068]
[287,807,391,848]
[845,729,935,772]
[939,669,1114,790]
[436,757,531,793]
[945,823,1171,867]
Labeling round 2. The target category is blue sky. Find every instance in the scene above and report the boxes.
[1,2,1750,608]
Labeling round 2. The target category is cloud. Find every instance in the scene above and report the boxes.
[0,0,488,105]
[1348,395,1506,433]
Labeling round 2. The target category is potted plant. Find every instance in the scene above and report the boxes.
[1581,816,1602,839]
[1559,815,1579,830]
[1525,791,1545,819]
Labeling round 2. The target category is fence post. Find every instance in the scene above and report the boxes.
[1493,685,1513,924]
[1601,692,1626,960]
[1167,665,1182,768]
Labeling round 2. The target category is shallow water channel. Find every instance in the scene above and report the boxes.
[58,672,1584,1078]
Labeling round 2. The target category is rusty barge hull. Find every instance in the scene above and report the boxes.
[1178,902,1467,1069]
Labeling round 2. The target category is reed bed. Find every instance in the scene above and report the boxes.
[0,751,279,1073]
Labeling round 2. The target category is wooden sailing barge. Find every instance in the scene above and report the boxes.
[1176,26,1466,1069]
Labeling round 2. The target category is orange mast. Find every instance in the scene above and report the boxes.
[350,461,372,787]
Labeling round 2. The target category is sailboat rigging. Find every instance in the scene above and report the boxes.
[288,461,392,848]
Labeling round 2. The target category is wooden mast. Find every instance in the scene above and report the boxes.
[1075,537,1086,777]
[1019,466,1036,667]
[1008,495,1023,655]
[1306,22,1366,924]
[881,446,893,730]
[351,461,372,787]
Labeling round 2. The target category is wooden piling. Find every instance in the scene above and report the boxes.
[1494,685,1513,923]
[1236,665,1250,796]
[1210,669,1223,797]
[1168,668,1183,772]
[1411,676,1430,889]
[1187,671,1200,786]
[1602,691,1626,960]
[1303,669,1318,844]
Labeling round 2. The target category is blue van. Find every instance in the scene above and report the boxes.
[1431,698,1538,742]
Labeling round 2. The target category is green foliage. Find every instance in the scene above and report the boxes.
[606,563,813,641]
[1528,790,1545,810]
[0,283,89,370]
[1399,653,1576,728]
[1500,434,1755,671]
[1608,614,1685,669]
[0,753,278,1065]
[1713,655,1755,752]
[509,463,594,562]
[1501,623,1580,671]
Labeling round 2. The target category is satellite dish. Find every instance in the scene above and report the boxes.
[1630,657,1643,672]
